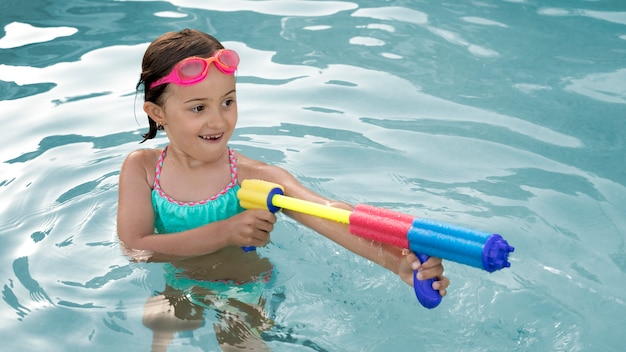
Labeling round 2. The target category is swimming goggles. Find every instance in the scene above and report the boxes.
[150,49,239,89]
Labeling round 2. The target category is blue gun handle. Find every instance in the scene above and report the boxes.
[413,253,442,309]
[241,189,283,252]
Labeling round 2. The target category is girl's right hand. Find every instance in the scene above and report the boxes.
[226,209,276,248]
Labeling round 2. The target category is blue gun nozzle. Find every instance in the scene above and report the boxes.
[482,234,515,272]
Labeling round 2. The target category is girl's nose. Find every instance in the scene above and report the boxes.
[204,107,226,128]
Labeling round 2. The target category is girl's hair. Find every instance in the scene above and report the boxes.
[137,29,224,142]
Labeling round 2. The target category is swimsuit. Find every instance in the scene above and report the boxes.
[152,145,270,306]
[152,145,244,234]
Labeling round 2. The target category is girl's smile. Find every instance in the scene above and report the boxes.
[199,133,224,142]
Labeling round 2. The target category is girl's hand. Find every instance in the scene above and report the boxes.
[399,251,450,297]
[225,209,276,248]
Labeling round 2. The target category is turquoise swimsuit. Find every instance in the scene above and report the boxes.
[152,145,244,234]
[152,145,268,306]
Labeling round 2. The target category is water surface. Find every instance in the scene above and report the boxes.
[1,1,625,351]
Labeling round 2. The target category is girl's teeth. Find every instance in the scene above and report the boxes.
[201,134,221,140]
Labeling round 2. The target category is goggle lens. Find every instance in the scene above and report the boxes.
[217,50,239,70]
[178,60,206,79]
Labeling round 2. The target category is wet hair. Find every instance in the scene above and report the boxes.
[137,29,224,142]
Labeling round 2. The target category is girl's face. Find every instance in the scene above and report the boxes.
[151,64,238,163]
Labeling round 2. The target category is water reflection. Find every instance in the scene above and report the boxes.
[0,0,625,350]
[0,22,78,49]
[125,248,276,351]
[564,68,626,104]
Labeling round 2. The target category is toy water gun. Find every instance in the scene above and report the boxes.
[237,179,514,309]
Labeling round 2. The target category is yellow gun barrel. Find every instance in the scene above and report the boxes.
[238,179,351,224]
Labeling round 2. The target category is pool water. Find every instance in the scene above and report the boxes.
[1,0,625,351]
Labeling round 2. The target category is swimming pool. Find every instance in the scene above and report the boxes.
[1,0,625,350]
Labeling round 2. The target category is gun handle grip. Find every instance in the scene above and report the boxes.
[413,253,442,309]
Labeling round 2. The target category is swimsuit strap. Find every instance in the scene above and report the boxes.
[153,145,238,206]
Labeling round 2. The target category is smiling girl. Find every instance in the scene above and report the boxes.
[117,29,449,351]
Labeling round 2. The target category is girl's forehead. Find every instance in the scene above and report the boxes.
[166,73,236,103]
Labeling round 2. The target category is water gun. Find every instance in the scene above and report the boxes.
[237,179,514,309]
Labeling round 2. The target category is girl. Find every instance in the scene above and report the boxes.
[117,29,449,351]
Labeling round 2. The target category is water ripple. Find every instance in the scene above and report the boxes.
[0,1,625,351]
[12,257,53,305]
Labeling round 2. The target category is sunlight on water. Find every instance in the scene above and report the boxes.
[1,0,625,351]
[0,22,78,49]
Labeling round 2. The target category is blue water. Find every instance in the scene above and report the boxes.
[1,0,625,351]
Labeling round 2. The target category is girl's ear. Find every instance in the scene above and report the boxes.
[144,101,166,126]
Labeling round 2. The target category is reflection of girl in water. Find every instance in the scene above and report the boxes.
[117,29,449,350]
[138,249,275,351]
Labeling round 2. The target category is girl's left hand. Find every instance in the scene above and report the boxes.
[399,251,450,297]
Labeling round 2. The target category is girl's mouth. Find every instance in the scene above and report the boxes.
[199,133,223,142]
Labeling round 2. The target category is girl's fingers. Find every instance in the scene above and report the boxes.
[432,275,450,293]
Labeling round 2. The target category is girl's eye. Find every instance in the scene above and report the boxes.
[191,105,205,113]
[222,98,235,108]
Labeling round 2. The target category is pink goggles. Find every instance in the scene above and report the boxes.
[150,49,239,89]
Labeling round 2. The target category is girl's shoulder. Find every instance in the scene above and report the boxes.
[124,148,162,166]
[120,148,163,181]
[233,150,295,185]
[234,151,272,176]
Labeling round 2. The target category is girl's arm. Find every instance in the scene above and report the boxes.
[116,149,275,258]
[236,154,449,294]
